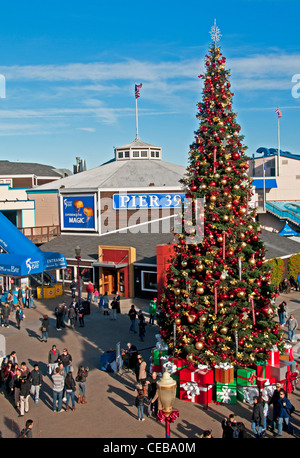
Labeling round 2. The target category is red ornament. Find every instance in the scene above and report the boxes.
[232,152,240,161]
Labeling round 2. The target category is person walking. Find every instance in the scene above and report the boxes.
[251,396,264,438]
[54,302,65,331]
[19,375,31,417]
[19,419,34,438]
[277,301,288,328]
[52,367,65,412]
[261,394,270,437]
[114,292,121,314]
[128,305,137,333]
[86,281,94,302]
[40,314,49,342]
[221,414,237,438]
[1,302,10,328]
[146,371,158,417]
[149,298,157,326]
[98,294,104,312]
[11,368,22,409]
[78,303,85,327]
[111,298,118,321]
[103,292,109,316]
[70,280,77,299]
[275,390,294,437]
[68,303,76,329]
[48,345,61,375]
[29,364,43,404]
[7,290,14,311]
[138,310,146,342]
[64,370,76,411]
[135,385,145,421]
[75,365,89,404]
[58,349,72,376]
[136,354,147,387]
[15,306,24,330]
[285,314,298,342]
[17,287,24,308]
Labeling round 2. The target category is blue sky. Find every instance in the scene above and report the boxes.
[0,0,300,171]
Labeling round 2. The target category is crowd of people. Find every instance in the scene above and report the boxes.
[0,345,89,437]
[0,278,299,439]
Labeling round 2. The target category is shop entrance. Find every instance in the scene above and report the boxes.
[101,268,125,296]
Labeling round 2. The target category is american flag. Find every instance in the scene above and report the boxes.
[275,108,282,118]
[135,83,142,99]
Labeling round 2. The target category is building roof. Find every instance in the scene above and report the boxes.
[115,138,161,150]
[0,160,65,177]
[33,157,186,191]
[255,147,300,161]
[40,225,300,266]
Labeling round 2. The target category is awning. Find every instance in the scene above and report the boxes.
[278,222,299,237]
[0,211,67,276]
[252,178,277,189]
[92,262,128,269]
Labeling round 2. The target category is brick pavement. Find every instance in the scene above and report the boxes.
[0,290,300,439]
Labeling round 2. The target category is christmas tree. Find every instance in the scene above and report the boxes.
[158,23,284,367]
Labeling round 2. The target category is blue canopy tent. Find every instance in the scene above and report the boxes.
[0,211,67,296]
[278,222,299,237]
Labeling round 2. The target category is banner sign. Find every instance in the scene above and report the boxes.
[113,193,185,210]
[61,194,97,231]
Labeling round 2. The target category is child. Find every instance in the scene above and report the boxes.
[135,385,145,421]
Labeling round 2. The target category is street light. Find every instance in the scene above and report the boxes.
[75,246,81,303]
[156,369,179,438]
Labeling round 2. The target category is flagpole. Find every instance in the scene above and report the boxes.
[135,83,139,140]
[277,108,280,176]
[263,158,266,212]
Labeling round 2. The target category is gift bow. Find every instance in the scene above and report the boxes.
[215,362,234,370]
[156,342,168,351]
[182,382,200,399]
[157,410,179,424]
[163,361,177,375]
[243,386,259,404]
[219,385,235,403]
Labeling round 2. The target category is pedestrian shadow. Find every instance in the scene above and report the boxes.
[107,396,137,419]
[25,327,42,342]
[176,418,204,438]
[3,416,20,438]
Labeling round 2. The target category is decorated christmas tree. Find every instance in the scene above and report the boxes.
[158,23,285,368]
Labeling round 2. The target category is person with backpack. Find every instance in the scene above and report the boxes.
[75,365,89,404]
[19,375,31,417]
[19,419,34,438]
[40,314,49,342]
[275,390,295,437]
[29,364,43,404]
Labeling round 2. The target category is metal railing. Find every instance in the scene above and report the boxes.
[18,225,60,244]
[265,202,300,227]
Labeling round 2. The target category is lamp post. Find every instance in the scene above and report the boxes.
[156,369,179,438]
[75,246,81,303]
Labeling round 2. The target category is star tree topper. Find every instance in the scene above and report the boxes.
[209,19,222,48]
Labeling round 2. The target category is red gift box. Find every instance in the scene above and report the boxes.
[256,377,275,387]
[179,382,213,404]
[266,348,280,366]
[180,365,214,385]
[282,344,294,362]
[152,364,162,374]
[168,356,188,375]
[255,363,271,379]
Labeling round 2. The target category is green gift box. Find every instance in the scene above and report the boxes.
[236,367,256,387]
[152,348,168,365]
[216,382,237,404]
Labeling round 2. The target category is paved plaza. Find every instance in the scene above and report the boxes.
[0,289,300,440]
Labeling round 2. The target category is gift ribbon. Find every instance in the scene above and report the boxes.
[157,410,179,424]
[181,382,200,401]
[218,385,236,403]
[238,372,256,386]
[163,361,177,375]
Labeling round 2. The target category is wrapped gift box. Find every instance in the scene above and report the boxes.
[152,349,168,365]
[280,355,290,361]
[216,382,237,404]
[237,385,259,404]
[282,344,294,362]
[179,365,214,386]
[236,367,256,386]
[280,360,295,373]
[255,362,271,379]
[167,356,188,375]
[266,347,280,366]
[180,381,213,404]
[214,363,234,384]
[171,374,180,397]
[270,363,288,381]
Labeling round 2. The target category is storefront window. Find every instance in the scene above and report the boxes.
[80,267,93,283]
[141,271,157,292]
[64,267,75,281]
